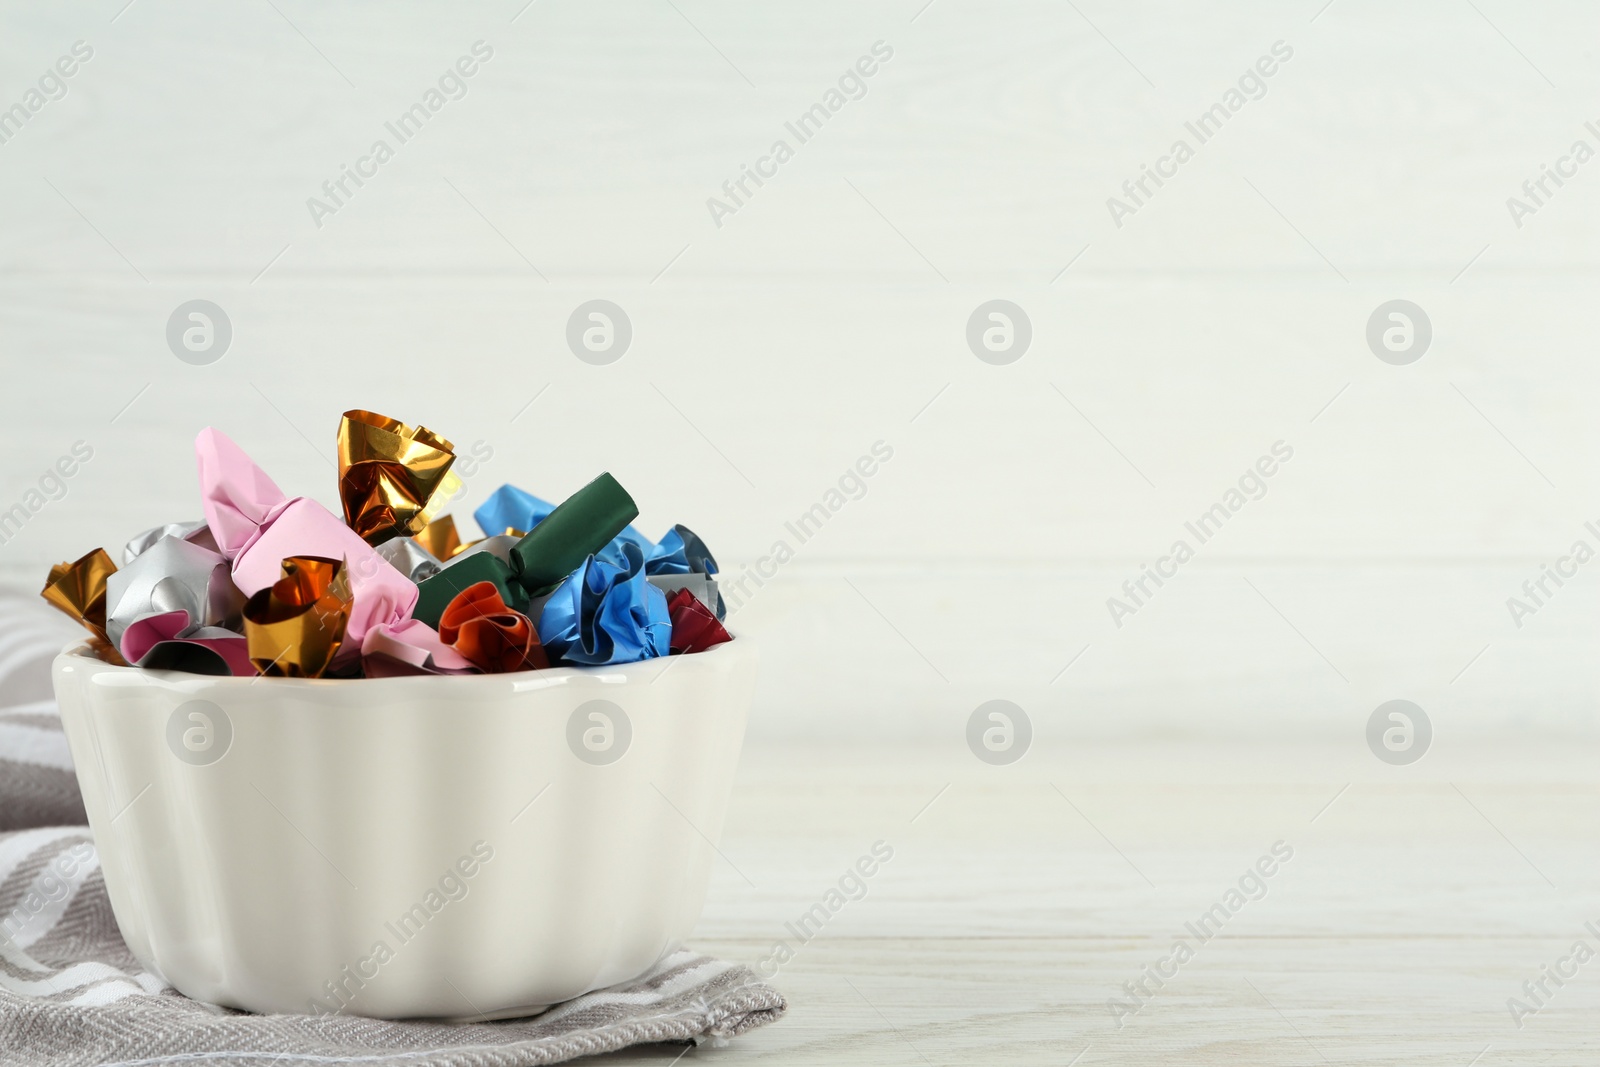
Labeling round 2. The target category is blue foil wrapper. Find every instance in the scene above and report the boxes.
[536,541,671,666]
[479,483,725,618]
[474,485,555,538]
[648,525,723,617]
[479,482,653,567]
[648,524,720,574]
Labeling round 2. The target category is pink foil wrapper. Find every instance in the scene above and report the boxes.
[121,610,253,676]
[196,428,418,667]
[361,619,477,677]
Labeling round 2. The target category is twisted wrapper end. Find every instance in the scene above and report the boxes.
[337,409,461,545]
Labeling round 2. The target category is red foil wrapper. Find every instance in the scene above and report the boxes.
[666,587,732,655]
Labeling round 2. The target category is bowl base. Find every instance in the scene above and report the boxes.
[438,1001,553,1022]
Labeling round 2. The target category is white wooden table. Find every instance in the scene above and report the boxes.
[634,739,1600,1065]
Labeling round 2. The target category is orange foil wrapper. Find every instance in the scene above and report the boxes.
[414,513,463,561]
[438,581,549,673]
[337,410,462,545]
[243,556,352,678]
[41,548,128,665]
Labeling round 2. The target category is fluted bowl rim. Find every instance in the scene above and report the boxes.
[54,635,749,691]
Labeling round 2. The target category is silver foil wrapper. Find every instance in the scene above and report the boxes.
[447,534,521,568]
[122,520,220,564]
[105,535,245,651]
[647,573,720,617]
[374,536,444,583]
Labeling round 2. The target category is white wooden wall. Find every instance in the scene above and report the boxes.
[1,0,1596,740]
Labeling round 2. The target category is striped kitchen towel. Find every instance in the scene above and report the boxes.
[0,594,87,831]
[0,594,77,710]
[0,596,784,1065]
[0,702,85,832]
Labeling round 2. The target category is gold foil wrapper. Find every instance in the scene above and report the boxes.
[450,530,527,564]
[243,556,352,678]
[415,513,463,561]
[337,410,462,545]
[41,548,128,665]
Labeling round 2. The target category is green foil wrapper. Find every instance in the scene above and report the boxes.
[507,472,638,596]
[413,550,522,629]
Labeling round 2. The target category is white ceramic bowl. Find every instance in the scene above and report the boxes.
[51,638,755,1019]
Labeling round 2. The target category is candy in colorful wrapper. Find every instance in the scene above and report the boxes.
[665,587,732,654]
[600,519,667,575]
[536,541,671,666]
[414,514,463,561]
[473,485,556,543]
[601,522,716,579]
[104,534,251,676]
[647,525,724,618]
[243,556,351,678]
[415,472,639,627]
[106,535,243,647]
[438,581,549,673]
[476,481,652,571]
[374,536,442,583]
[677,525,718,576]
[450,533,522,568]
[195,429,293,553]
[47,410,731,679]
[122,520,218,564]
[642,526,691,575]
[647,572,720,618]
[40,548,127,665]
[118,613,254,676]
[476,482,724,616]
[360,619,476,677]
[413,550,523,628]
[138,638,253,674]
[507,473,639,596]
[337,410,462,545]
[197,427,417,668]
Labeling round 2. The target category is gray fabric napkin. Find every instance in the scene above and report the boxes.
[0,596,86,832]
[0,596,784,1066]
